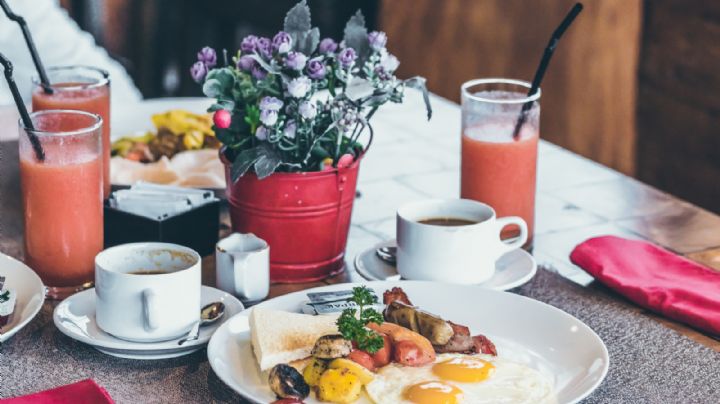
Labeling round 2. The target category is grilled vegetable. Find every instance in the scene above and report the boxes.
[317,368,362,404]
[268,364,309,400]
[311,334,352,359]
[303,357,328,387]
[384,301,454,345]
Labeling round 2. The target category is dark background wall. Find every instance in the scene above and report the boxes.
[58,0,720,216]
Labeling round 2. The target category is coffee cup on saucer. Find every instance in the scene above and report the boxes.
[396,199,528,284]
[94,242,201,343]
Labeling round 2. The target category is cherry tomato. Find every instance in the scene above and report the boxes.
[348,349,375,371]
[393,340,425,366]
[370,333,393,367]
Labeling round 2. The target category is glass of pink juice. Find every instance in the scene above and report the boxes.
[20,110,104,299]
[32,66,111,198]
[460,78,541,245]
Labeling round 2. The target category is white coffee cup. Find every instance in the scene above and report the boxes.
[216,233,270,303]
[94,242,201,342]
[396,199,528,284]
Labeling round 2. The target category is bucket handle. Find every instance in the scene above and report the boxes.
[359,122,374,159]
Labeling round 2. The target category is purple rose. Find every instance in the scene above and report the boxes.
[259,96,283,112]
[251,65,267,80]
[190,61,207,83]
[318,38,338,54]
[367,31,387,51]
[197,47,217,68]
[338,47,357,69]
[284,51,307,71]
[298,101,317,119]
[255,126,268,141]
[272,31,293,54]
[260,109,278,126]
[236,55,256,72]
[306,58,326,80]
[256,37,272,59]
[287,76,312,98]
[240,35,258,53]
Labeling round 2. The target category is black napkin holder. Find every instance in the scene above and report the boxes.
[104,200,220,257]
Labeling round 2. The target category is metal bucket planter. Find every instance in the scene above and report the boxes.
[221,150,360,283]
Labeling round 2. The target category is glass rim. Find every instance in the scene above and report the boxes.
[461,78,541,104]
[32,65,110,91]
[21,109,103,137]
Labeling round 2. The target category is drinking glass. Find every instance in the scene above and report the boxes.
[19,110,104,299]
[460,78,540,245]
[32,66,111,198]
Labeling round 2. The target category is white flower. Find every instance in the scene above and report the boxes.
[260,109,278,126]
[255,126,269,140]
[283,120,297,139]
[298,101,317,120]
[287,76,312,98]
[380,49,400,73]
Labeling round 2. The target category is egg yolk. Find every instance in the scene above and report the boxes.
[403,381,463,404]
[432,357,496,383]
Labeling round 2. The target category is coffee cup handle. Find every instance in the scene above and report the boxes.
[142,289,160,331]
[494,216,528,257]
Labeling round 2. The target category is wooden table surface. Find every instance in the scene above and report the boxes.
[1,92,718,391]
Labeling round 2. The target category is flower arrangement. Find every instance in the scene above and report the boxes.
[190,1,431,181]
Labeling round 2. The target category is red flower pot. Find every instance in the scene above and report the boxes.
[221,150,360,283]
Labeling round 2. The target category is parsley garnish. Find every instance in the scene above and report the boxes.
[336,286,384,353]
[0,290,9,304]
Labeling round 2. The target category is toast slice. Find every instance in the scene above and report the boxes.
[249,307,339,371]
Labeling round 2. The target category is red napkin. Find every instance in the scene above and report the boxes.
[570,235,720,336]
[0,380,113,404]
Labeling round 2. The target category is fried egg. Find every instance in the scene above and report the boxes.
[365,353,556,404]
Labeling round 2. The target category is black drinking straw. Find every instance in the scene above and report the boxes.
[512,3,583,139]
[0,0,53,94]
[0,53,45,161]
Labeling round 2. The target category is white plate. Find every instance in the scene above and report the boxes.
[54,285,243,360]
[208,281,609,404]
[112,97,213,141]
[0,253,45,343]
[355,239,537,290]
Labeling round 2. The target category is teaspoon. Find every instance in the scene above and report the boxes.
[178,301,225,346]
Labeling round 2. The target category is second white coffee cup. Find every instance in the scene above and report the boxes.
[397,199,528,284]
[95,242,201,342]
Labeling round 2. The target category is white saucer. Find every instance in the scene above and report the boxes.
[0,253,46,343]
[354,239,537,290]
[53,285,244,360]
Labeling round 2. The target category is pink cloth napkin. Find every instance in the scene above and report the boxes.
[570,235,720,335]
[0,380,113,404]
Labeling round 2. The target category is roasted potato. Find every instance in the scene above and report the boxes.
[317,368,362,404]
[328,358,374,384]
[303,357,328,387]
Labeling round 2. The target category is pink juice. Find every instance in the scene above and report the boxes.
[32,67,111,198]
[20,111,103,296]
[461,123,539,241]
